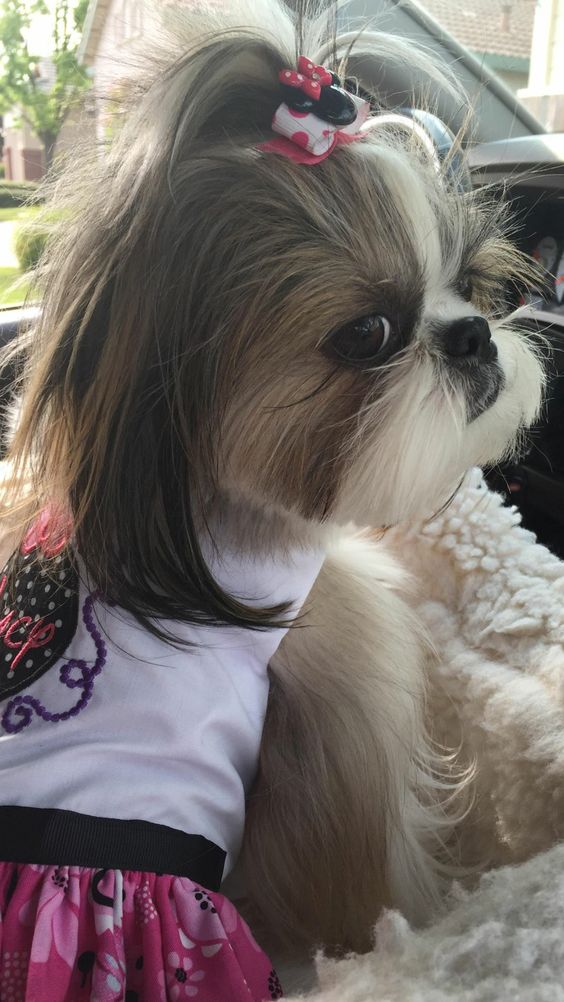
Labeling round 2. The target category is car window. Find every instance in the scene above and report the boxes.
[413,1,556,134]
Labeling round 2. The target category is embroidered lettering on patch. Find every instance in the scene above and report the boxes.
[0,545,79,701]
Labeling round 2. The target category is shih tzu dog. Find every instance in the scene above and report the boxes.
[7,0,543,959]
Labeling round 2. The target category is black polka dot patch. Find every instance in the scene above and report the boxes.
[0,544,79,701]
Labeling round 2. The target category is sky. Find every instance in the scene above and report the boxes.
[27,0,67,58]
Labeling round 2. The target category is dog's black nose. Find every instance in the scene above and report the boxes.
[444,316,494,361]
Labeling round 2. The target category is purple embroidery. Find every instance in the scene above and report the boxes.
[1,593,106,734]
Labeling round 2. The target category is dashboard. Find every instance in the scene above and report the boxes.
[518,193,564,316]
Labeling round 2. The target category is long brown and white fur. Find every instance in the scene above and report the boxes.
[3,0,544,958]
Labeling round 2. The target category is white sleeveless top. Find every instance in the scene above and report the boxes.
[0,541,325,876]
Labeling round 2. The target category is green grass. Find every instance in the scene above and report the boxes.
[0,206,41,307]
[0,205,40,224]
[0,267,32,308]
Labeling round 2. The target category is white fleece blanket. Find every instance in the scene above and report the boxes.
[285,470,564,1001]
[287,844,564,1000]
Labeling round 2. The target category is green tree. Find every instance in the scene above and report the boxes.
[0,0,91,172]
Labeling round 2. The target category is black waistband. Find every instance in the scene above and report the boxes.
[0,806,226,890]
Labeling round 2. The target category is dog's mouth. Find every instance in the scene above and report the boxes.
[465,364,505,422]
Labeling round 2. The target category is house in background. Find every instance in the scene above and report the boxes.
[2,55,95,183]
[3,115,44,182]
[417,0,535,94]
[77,0,222,142]
[3,59,56,182]
[519,0,564,131]
[78,0,180,141]
[78,0,146,133]
[3,0,226,178]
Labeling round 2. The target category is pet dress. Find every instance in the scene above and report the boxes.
[0,517,324,1001]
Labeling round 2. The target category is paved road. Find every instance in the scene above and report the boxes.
[0,222,19,268]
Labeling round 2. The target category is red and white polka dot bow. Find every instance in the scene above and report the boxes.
[279,57,333,101]
[259,56,370,166]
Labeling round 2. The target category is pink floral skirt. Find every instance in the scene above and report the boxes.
[0,863,282,1001]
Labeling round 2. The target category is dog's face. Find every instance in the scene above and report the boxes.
[11,9,545,629]
[217,135,543,528]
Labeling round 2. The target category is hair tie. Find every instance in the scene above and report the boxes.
[259,55,369,165]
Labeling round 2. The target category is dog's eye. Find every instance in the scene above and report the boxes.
[328,314,393,365]
[457,276,473,302]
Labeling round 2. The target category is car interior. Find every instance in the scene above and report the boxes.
[471,139,564,556]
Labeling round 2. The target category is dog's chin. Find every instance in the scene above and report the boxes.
[331,328,544,531]
[462,326,544,463]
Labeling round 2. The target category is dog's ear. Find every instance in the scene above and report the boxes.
[10,5,308,639]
